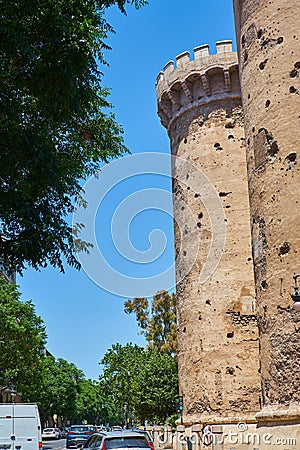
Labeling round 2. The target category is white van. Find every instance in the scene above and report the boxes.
[0,404,42,450]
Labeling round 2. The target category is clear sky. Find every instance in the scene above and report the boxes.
[19,0,237,380]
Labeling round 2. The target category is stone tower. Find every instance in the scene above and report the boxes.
[156,41,261,424]
[233,0,300,419]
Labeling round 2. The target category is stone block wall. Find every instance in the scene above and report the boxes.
[156,42,261,424]
[233,0,300,411]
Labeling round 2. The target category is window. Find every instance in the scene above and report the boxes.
[105,437,148,449]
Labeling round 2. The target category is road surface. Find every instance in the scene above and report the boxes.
[43,439,66,450]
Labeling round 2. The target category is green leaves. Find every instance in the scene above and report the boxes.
[124,291,178,357]
[100,1,148,14]
[0,0,144,272]
[75,379,108,425]
[0,276,46,394]
[100,343,144,408]
[99,343,178,424]
[122,292,179,422]
[29,356,86,420]
[131,349,178,422]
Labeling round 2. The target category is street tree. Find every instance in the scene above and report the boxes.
[124,291,177,356]
[29,355,85,425]
[95,379,125,426]
[99,343,144,419]
[132,349,178,423]
[0,0,147,273]
[75,378,108,425]
[99,343,178,424]
[0,277,46,397]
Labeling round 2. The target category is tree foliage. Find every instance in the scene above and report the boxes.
[99,343,144,417]
[27,353,120,426]
[124,291,177,357]
[75,378,109,425]
[0,277,46,394]
[0,0,147,273]
[29,356,85,424]
[131,349,178,423]
[99,343,178,424]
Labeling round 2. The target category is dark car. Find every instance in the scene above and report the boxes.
[66,425,96,448]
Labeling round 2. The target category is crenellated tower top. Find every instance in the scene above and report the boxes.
[156,40,241,131]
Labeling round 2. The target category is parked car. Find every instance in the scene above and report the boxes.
[42,427,60,440]
[111,426,122,432]
[66,425,97,448]
[80,431,152,450]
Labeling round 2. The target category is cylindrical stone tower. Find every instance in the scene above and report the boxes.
[233,0,300,418]
[156,41,261,424]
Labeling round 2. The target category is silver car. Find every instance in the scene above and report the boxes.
[81,431,151,450]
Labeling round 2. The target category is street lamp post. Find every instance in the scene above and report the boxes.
[291,273,300,312]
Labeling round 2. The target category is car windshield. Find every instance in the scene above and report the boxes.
[106,437,148,449]
[70,427,90,433]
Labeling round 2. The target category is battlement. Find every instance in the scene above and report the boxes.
[156,41,235,86]
[156,41,241,130]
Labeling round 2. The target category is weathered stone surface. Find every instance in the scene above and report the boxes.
[154,1,300,444]
[233,0,300,408]
[156,43,261,424]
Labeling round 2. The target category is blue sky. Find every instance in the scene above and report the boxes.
[19,0,236,380]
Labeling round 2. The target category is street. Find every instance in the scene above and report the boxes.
[43,440,66,450]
